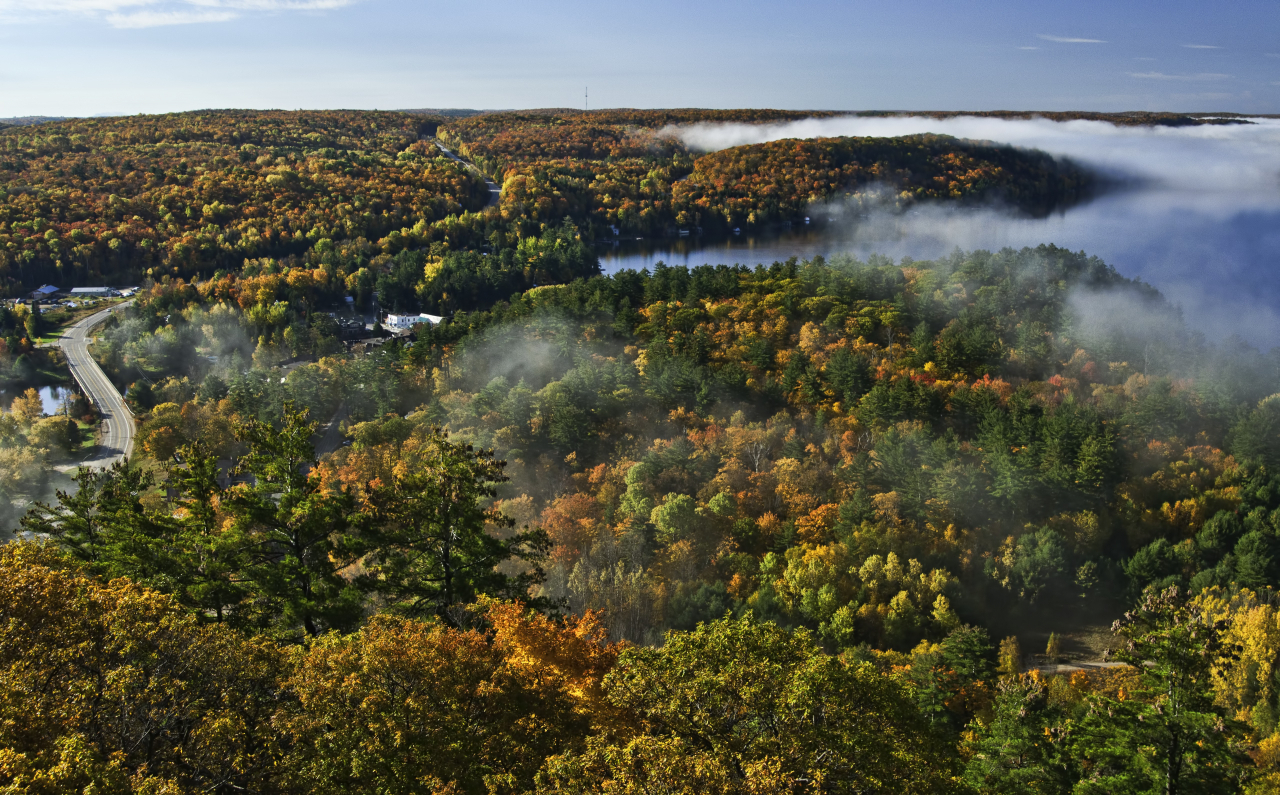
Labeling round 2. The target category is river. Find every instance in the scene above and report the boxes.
[600,116,1280,348]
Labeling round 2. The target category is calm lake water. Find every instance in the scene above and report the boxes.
[1,385,72,415]
[601,117,1280,348]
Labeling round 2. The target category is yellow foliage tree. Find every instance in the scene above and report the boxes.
[0,542,288,794]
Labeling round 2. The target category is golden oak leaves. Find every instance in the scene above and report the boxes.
[484,598,626,732]
[0,543,628,795]
[283,610,601,795]
[0,542,287,794]
[1193,587,1280,729]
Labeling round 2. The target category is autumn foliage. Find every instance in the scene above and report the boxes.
[0,110,488,292]
[672,134,1091,229]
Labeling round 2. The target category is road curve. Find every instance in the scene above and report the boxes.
[434,142,501,207]
[59,302,134,468]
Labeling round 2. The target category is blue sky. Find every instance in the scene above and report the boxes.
[1,0,1277,116]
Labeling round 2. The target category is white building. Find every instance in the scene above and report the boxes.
[28,284,58,300]
[384,313,444,330]
[71,286,115,298]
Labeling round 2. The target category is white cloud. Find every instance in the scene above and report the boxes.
[1017,46,1038,50]
[1129,71,1232,81]
[1037,34,1106,44]
[1182,44,1221,49]
[107,8,233,26]
[0,0,154,10]
[670,115,1280,193]
[0,0,357,24]
[189,0,357,8]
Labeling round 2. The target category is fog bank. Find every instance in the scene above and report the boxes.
[674,116,1280,193]
[603,116,1280,347]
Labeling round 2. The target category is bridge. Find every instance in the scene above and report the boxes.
[59,302,134,467]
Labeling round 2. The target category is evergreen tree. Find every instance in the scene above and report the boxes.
[22,466,118,565]
[963,675,1069,794]
[825,347,872,405]
[941,624,994,685]
[23,462,163,580]
[163,443,253,626]
[1074,428,1116,494]
[356,427,550,624]
[1069,586,1253,795]
[226,404,363,638]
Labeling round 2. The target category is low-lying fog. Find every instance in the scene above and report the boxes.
[601,116,1280,347]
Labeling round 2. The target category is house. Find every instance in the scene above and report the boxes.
[28,285,58,300]
[70,286,115,298]
[384,313,444,331]
[348,337,389,354]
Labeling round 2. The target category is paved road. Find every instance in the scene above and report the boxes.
[59,302,134,467]
[313,401,349,457]
[434,141,501,207]
[1030,660,1129,675]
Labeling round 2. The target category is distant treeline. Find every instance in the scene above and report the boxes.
[1,108,1092,296]
[442,110,1091,235]
[0,110,489,294]
[676,134,1091,228]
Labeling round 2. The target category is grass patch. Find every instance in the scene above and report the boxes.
[33,298,126,345]
[76,420,98,452]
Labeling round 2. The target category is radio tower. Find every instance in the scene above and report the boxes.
[585,86,588,111]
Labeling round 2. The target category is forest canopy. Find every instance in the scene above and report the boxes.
[0,110,489,293]
[672,134,1091,229]
[3,107,1279,793]
[0,109,1092,297]
[440,110,1091,238]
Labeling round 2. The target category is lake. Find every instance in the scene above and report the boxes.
[601,116,1280,348]
[0,385,74,416]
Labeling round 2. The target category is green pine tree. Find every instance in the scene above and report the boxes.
[963,675,1069,794]
[355,427,550,624]
[227,403,363,639]
[23,462,163,580]
[1069,586,1253,795]
[163,443,253,627]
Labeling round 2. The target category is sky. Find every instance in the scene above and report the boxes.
[0,0,1278,116]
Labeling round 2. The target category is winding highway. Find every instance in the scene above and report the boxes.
[59,302,134,467]
[434,141,501,207]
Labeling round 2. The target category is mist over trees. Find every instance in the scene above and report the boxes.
[2,108,1279,793]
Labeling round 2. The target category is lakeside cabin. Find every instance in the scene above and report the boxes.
[384,313,444,331]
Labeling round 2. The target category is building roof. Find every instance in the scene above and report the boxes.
[31,284,58,295]
[387,312,444,323]
[70,286,113,294]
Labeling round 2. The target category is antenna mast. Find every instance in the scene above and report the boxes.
[585,86,588,111]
